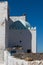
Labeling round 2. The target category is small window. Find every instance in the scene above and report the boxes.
[27,49,31,53]
[20,40,22,43]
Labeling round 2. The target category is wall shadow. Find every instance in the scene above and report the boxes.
[6,18,32,53]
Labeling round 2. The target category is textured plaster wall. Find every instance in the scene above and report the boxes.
[30,28,36,53]
[0,25,5,49]
[32,29,36,53]
[0,1,36,53]
[8,18,36,53]
[0,51,43,65]
[0,1,8,64]
[8,16,36,53]
[10,16,26,22]
[0,1,8,49]
[8,57,43,65]
[6,51,43,65]
[0,51,41,65]
[8,29,32,52]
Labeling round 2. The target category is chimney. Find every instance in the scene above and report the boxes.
[23,13,27,21]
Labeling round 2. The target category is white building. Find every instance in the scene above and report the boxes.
[0,1,36,54]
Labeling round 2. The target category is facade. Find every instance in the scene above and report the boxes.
[0,1,36,53]
[8,16,36,53]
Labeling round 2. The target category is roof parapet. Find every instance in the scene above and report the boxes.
[28,27,36,30]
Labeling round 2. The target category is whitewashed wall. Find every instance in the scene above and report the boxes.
[8,16,36,53]
[8,29,32,52]
[29,27,36,53]
[0,1,8,49]
[0,1,36,53]
[4,51,43,65]
[10,16,26,22]
[8,28,36,53]
[31,29,36,53]
[8,57,43,65]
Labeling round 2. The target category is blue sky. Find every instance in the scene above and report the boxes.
[1,0,43,52]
